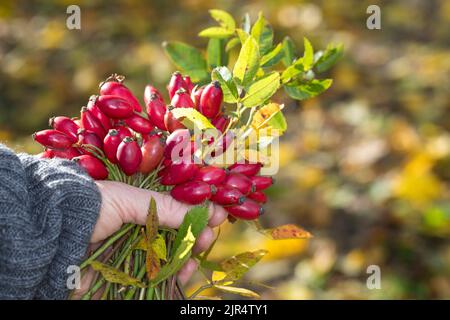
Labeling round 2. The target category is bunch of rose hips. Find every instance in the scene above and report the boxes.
[33,72,273,220]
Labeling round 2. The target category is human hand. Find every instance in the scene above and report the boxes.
[73,180,228,299]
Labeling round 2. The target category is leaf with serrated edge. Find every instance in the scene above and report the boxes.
[219,249,268,282]
[284,79,332,100]
[90,261,146,288]
[212,67,239,103]
[209,9,236,30]
[260,43,283,67]
[242,72,280,108]
[214,285,260,299]
[233,36,260,86]
[264,224,313,240]
[171,108,215,130]
[145,197,160,280]
[251,102,287,133]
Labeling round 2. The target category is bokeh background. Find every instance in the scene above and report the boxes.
[1,0,449,299]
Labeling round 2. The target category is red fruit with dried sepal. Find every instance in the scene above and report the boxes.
[225,199,264,220]
[171,88,195,109]
[184,76,194,93]
[33,129,74,149]
[125,114,154,134]
[167,71,188,100]
[160,161,198,185]
[73,155,109,180]
[222,172,255,195]
[145,93,167,131]
[170,180,215,205]
[49,116,79,143]
[191,85,204,108]
[211,185,245,206]
[247,191,267,204]
[93,95,134,119]
[77,128,104,155]
[117,137,142,176]
[99,75,142,112]
[164,106,185,133]
[194,166,227,185]
[199,81,223,119]
[228,163,262,177]
[80,107,107,139]
[144,85,164,104]
[139,135,165,174]
[103,128,132,164]
[250,176,274,191]
[164,129,191,160]
[87,97,112,131]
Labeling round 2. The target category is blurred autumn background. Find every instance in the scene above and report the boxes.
[1,0,449,299]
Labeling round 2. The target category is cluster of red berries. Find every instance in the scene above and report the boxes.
[33,72,272,220]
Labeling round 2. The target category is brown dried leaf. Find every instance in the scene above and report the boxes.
[90,261,145,288]
[265,224,313,240]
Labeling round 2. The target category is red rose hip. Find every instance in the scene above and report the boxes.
[222,172,255,195]
[125,114,154,134]
[211,185,245,206]
[93,95,134,119]
[247,191,267,204]
[73,155,109,180]
[194,166,227,185]
[117,137,142,176]
[49,116,79,143]
[139,135,165,174]
[170,180,214,205]
[33,129,74,149]
[225,199,264,220]
[199,81,223,119]
[171,88,195,109]
[99,75,142,112]
[80,107,107,139]
[167,71,188,100]
[145,93,167,131]
[250,176,274,191]
[229,163,262,177]
[103,128,132,163]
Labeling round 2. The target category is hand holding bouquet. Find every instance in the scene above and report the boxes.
[33,9,341,299]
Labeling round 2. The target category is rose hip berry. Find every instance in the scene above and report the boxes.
[80,107,107,139]
[117,137,142,176]
[222,172,255,195]
[170,180,215,205]
[99,75,143,112]
[250,176,274,191]
[87,97,112,131]
[160,161,198,185]
[247,191,267,204]
[229,163,262,177]
[125,114,154,134]
[73,155,109,180]
[49,116,79,143]
[167,71,188,100]
[184,76,194,93]
[139,135,165,174]
[144,85,164,104]
[191,85,204,108]
[164,129,191,160]
[211,114,230,133]
[145,93,167,131]
[171,88,195,109]
[194,166,227,185]
[225,199,264,220]
[211,185,245,206]
[199,81,223,119]
[164,106,185,133]
[33,129,74,149]
[103,128,132,163]
[77,128,104,155]
[50,147,81,160]
[93,95,134,119]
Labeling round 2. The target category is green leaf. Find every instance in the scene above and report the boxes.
[213,285,260,299]
[302,37,314,71]
[219,250,268,282]
[212,67,239,103]
[150,226,196,286]
[90,261,146,288]
[260,43,283,67]
[281,36,296,67]
[233,36,260,86]
[163,41,208,82]
[281,63,303,84]
[171,108,215,130]
[199,27,234,39]
[207,38,227,69]
[225,37,240,52]
[315,43,344,73]
[241,71,280,108]
[209,9,236,30]
[172,206,209,254]
[284,79,333,100]
[251,12,273,55]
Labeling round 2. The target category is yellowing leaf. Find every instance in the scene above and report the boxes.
[233,36,260,86]
[264,224,313,240]
[146,197,160,280]
[171,107,214,130]
[134,234,167,262]
[209,9,236,30]
[251,102,287,133]
[212,271,233,286]
[90,261,146,288]
[242,72,280,108]
[219,249,268,282]
[214,285,260,299]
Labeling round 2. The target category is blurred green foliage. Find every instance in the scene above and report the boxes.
[0,0,449,299]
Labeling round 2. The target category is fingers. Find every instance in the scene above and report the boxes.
[177,259,198,286]
[207,204,228,227]
[193,226,215,255]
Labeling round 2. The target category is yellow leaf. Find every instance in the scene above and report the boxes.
[219,249,268,281]
[264,224,313,240]
[214,285,260,299]
[212,271,233,286]
[251,103,286,133]
[90,261,146,288]
[146,197,160,280]
[152,234,167,261]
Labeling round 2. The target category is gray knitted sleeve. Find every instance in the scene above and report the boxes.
[0,144,102,299]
